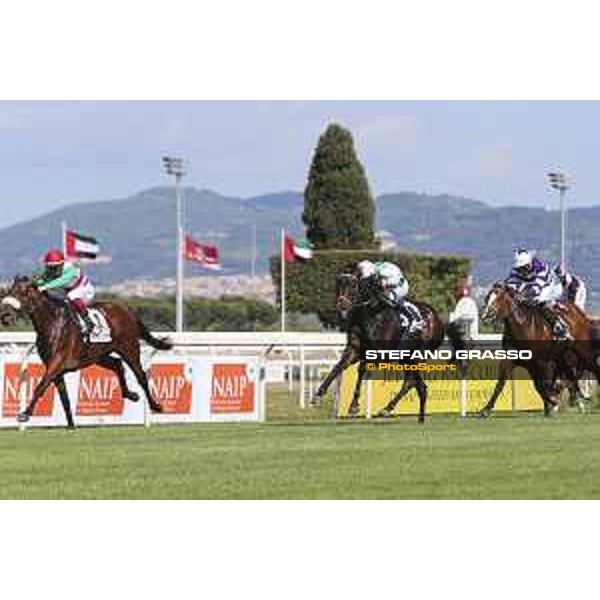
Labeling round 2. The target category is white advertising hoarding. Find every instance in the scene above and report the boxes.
[0,354,265,428]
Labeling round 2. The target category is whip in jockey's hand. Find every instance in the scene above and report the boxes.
[35,249,96,342]
[505,248,570,341]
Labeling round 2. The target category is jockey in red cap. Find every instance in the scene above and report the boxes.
[35,249,96,341]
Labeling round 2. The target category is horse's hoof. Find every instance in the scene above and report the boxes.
[418,417,425,424]
[376,409,392,419]
[17,412,30,423]
[309,393,323,407]
[347,405,360,418]
[127,392,140,403]
[477,410,491,419]
[150,403,163,414]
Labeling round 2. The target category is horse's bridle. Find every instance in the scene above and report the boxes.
[336,274,379,321]
[483,281,524,323]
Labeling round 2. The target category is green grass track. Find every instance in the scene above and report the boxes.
[1,413,599,499]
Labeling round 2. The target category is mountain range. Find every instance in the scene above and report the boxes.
[0,187,596,296]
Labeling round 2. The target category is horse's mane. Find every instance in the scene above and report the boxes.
[21,279,70,316]
[494,282,542,328]
[44,294,70,312]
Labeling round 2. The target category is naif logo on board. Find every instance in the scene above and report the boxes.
[210,363,255,414]
[77,366,124,416]
[149,363,193,414]
[2,363,54,417]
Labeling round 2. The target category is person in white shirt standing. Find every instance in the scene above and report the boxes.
[449,279,479,339]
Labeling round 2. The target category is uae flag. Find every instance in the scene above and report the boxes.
[184,236,222,270]
[65,229,101,261]
[284,233,313,262]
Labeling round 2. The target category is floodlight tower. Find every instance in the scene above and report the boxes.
[162,156,186,331]
[548,171,570,269]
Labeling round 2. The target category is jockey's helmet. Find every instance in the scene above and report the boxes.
[513,249,533,273]
[357,260,376,279]
[377,262,402,287]
[44,249,65,267]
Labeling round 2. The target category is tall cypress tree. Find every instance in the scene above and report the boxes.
[302,123,376,249]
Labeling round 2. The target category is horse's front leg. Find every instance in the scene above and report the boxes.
[533,375,558,417]
[478,359,513,418]
[377,371,427,421]
[315,344,360,400]
[415,373,428,423]
[527,362,558,417]
[348,360,366,417]
[377,376,413,418]
[18,361,62,423]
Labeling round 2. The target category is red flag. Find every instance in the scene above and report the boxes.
[184,236,222,270]
[283,233,296,263]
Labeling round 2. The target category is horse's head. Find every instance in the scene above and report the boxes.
[336,273,359,320]
[0,276,41,320]
[481,282,516,323]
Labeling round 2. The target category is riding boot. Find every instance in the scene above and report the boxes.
[538,302,570,341]
[401,301,424,338]
[76,309,94,342]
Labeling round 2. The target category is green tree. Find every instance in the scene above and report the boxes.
[302,123,376,249]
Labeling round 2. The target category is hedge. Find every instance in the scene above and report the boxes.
[270,250,471,329]
[0,291,279,332]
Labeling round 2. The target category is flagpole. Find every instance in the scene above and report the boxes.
[281,228,286,332]
[162,157,186,332]
[61,221,67,256]
[175,175,185,332]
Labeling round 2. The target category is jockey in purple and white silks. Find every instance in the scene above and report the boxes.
[505,249,570,340]
[356,260,424,337]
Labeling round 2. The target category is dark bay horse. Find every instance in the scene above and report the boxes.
[314,274,465,423]
[478,282,599,417]
[0,276,172,428]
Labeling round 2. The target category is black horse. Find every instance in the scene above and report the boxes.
[314,274,465,423]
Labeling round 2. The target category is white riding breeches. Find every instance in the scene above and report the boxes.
[537,280,563,304]
[67,280,95,307]
[574,281,587,311]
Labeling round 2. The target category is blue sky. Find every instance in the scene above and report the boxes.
[1,100,599,227]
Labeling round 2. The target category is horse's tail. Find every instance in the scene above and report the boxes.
[137,316,173,351]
